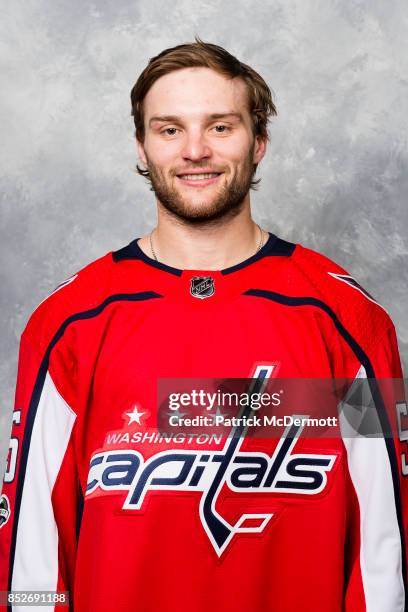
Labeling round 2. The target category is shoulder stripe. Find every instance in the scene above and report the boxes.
[328,272,387,312]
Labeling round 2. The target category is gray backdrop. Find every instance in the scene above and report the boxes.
[1,0,407,476]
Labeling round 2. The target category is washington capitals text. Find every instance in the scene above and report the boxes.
[86,367,337,555]
[86,429,336,554]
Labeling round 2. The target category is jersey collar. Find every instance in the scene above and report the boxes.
[112,232,295,277]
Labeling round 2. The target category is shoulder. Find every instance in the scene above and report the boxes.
[22,238,164,354]
[22,247,124,353]
[288,242,394,349]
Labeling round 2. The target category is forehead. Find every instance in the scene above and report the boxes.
[143,67,250,120]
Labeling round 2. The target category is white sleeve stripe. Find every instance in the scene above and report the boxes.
[340,365,405,612]
[11,371,76,611]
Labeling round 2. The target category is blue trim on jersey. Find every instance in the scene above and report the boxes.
[7,291,163,608]
[243,288,408,610]
[222,236,295,275]
[76,480,84,542]
[113,241,183,276]
[7,354,48,605]
[112,232,296,276]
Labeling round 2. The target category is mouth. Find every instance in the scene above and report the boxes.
[176,172,223,187]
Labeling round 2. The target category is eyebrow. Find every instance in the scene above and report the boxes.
[148,112,244,126]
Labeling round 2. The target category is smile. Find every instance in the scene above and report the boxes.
[176,172,223,187]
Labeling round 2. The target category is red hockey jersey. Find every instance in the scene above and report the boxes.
[1,232,407,611]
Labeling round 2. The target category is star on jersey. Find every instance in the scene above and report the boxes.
[166,408,188,423]
[214,405,226,419]
[125,406,145,425]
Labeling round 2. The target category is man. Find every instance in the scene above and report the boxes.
[0,37,407,611]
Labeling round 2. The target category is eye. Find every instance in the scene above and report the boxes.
[161,127,179,136]
[213,124,231,133]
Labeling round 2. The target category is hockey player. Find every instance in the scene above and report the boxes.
[1,37,407,611]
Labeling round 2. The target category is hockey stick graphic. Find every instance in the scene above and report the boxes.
[200,365,275,555]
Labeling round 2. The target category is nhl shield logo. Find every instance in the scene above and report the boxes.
[190,276,215,299]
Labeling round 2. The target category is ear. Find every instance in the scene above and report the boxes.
[253,135,267,165]
[137,138,148,166]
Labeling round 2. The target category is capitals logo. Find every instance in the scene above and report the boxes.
[85,366,338,556]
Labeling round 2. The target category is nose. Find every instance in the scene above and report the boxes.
[181,129,212,163]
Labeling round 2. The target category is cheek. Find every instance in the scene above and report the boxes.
[144,138,178,166]
[214,137,253,163]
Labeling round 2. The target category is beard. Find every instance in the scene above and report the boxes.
[143,144,256,225]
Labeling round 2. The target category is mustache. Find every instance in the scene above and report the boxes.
[173,167,226,175]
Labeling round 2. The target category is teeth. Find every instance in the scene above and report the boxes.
[180,173,220,180]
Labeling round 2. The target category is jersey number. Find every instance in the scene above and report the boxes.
[4,410,21,483]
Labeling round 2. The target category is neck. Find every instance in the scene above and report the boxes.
[138,205,264,271]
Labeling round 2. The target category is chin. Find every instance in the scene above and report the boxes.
[176,195,220,214]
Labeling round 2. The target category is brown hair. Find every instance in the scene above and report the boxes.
[130,36,277,190]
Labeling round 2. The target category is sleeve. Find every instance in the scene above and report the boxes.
[0,330,80,611]
[342,324,408,612]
